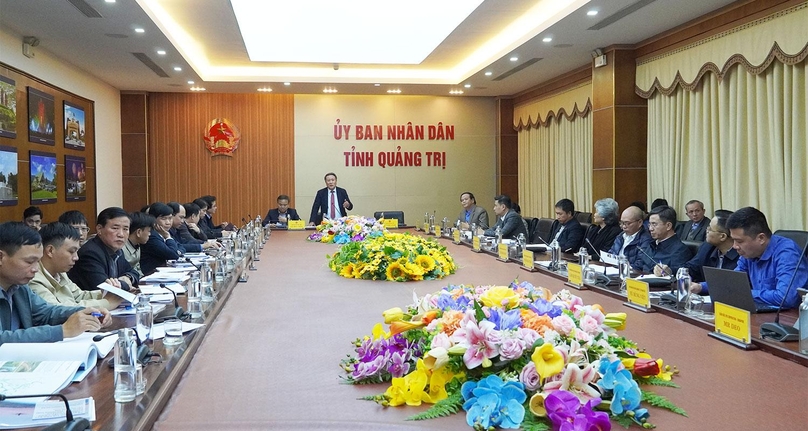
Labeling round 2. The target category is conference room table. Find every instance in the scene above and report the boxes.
[145,229,806,430]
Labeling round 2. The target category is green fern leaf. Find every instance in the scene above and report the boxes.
[614,414,634,428]
[640,376,680,388]
[406,391,463,421]
[642,389,688,417]
[519,414,551,431]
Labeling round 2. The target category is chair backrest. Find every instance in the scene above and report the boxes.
[524,217,539,242]
[575,211,592,224]
[773,229,808,254]
[534,217,555,244]
[675,220,687,237]
[373,211,405,225]
[682,240,703,258]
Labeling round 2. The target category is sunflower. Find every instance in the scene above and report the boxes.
[386,262,406,281]
[339,263,355,278]
[414,255,436,272]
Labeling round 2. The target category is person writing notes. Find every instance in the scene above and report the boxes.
[264,194,301,227]
[0,222,111,345]
[638,206,693,276]
[309,172,353,225]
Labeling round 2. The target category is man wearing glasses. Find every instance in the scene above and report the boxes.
[58,210,90,244]
[638,206,693,275]
[609,206,653,271]
[684,210,739,294]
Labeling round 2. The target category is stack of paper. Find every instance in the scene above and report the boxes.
[0,397,95,429]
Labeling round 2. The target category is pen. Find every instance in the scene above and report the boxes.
[92,311,103,318]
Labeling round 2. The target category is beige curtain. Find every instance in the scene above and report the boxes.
[647,60,808,230]
[518,115,592,218]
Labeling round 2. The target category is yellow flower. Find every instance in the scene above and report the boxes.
[382,307,405,323]
[389,319,425,336]
[604,312,627,330]
[423,347,448,370]
[480,285,521,309]
[529,393,547,417]
[353,223,362,232]
[384,359,429,406]
[371,323,389,340]
[415,255,436,272]
[339,263,355,278]
[532,343,564,378]
[386,262,406,281]
[423,365,455,403]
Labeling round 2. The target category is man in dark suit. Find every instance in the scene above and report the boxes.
[684,210,739,293]
[638,206,694,275]
[547,198,586,252]
[456,192,489,230]
[308,172,353,225]
[264,194,301,227]
[678,199,710,241]
[610,206,653,271]
[480,195,527,240]
[69,207,140,291]
[198,195,233,238]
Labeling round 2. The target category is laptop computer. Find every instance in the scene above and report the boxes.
[702,267,779,313]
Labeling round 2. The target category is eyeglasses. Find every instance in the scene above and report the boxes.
[706,227,726,235]
[73,225,90,233]
[619,220,639,227]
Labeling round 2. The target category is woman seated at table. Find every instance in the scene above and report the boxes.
[583,198,622,260]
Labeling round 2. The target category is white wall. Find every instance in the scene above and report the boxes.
[0,26,122,209]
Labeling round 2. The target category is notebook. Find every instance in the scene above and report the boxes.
[702,267,779,313]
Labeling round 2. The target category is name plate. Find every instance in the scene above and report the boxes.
[714,302,752,344]
[382,218,399,228]
[497,243,509,261]
[453,229,461,243]
[435,226,442,237]
[287,220,306,230]
[522,250,535,270]
[625,278,652,311]
[422,223,430,232]
[472,236,481,251]
[567,263,583,286]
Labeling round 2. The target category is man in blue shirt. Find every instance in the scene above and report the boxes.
[723,207,806,309]
[0,222,111,345]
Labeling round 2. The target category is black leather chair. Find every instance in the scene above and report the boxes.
[524,217,539,242]
[675,220,687,237]
[682,240,702,258]
[575,211,593,224]
[534,218,554,244]
[374,211,404,225]
[773,229,808,253]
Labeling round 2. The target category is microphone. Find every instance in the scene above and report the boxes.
[156,283,189,322]
[183,257,201,270]
[637,245,672,277]
[92,332,116,342]
[585,238,609,276]
[0,393,89,431]
[759,239,808,342]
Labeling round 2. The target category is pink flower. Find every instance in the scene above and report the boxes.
[454,319,500,369]
[431,332,452,349]
[499,337,526,360]
[519,362,541,391]
[542,363,600,403]
[552,314,576,336]
[579,315,601,335]
[575,330,593,344]
[517,328,540,347]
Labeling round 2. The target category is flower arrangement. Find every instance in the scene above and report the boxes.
[307,215,386,244]
[328,232,457,281]
[341,281,685,430]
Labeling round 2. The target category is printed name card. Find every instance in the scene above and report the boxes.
[625,278,652,310]
[522,250,535,270]
[381,218,399,228]
[453,229,461,243]
[472,236,481,251]
[714,302,752,344]
[497,243,509,261]
[435,226,442,237]
[567,263,583,286]
[287,220,305,230]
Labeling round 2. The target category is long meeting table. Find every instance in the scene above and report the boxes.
[148,229,806,430]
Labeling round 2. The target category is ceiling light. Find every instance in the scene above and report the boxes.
[464,83,471,88]
[542,37,552,43]
[510,56,518,62]
[587,10,598,16]
[387,89,401,94]
[134,28,145,33]
[190,87,206,91]
[187,80,195,85]
[156,50,166,55]
[258,87,272,92]
[323,88,338,93]
[449,90,464,95]
[484,71,492,76]
[173,66,182,71]
[283,82,291,86]
[105,0,116,3]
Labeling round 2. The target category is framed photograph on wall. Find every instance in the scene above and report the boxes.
[64,155,86,201]
[63,101,86,150]
[27,87,55,145]
[29,150,57,204]
[0,145,18,206]
[0,75,16,139]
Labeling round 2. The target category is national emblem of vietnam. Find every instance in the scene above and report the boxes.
[203,118,241,156]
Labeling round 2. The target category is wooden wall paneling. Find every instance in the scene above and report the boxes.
[147,93,294,226]
[496,98,518,202]
[121,93,148,212]
[0,63,97,227]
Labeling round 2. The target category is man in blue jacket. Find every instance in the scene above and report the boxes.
[609,206,653,271]
[0,222,111,345]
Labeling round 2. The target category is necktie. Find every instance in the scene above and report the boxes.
[718,254,724,269]
[330,190,336,219]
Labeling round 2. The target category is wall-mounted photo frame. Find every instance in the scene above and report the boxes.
[0,75,16,139]
[64,155,86,201]
[0,145,18,206]
[27,87,55,145]
[63,101,86,150]
[29,150,57,204]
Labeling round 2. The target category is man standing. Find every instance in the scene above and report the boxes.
[638,206,693,275]
[456,192,489,230]
[264,194,301,227]
[722,207,806,308]
[68,207,140,291]
[678,200,711,241]
[0,222,111,344]
[547,198,585,252]
[609,206,653,271]
[309,172,353,225]
[686,210,739,293]
[479,195,527,240]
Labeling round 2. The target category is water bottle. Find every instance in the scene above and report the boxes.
[134,294,153,342]
[114,328,137,402]
[201,260,215,302]
[215,253,226,281]
[517,233,527,253]
[495,225,502,246]
[676,267,691,303]
[799,294,808,355]
[549,240,560,271]
[618,254,630,292]
[187,273,201,303]
[578,246,590,269]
